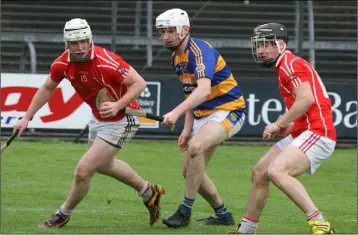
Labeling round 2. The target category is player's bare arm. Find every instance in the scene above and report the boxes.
[174,77,211,115]
[99,66,146,118]
[163,78,211,126]
[278,82,315,127]
[14,75,60,136]
[263,82,314,137]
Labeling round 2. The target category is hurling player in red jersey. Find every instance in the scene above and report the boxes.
[230,23,336,234]
[13,18,165,228]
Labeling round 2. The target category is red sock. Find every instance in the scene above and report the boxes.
[306,209,324,222]
[243,216,259,223]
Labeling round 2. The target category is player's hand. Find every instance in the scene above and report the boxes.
[262,122,281,140]
[162,111,179,126]
[13,117,30,137]
[99,102,121,118]
[277,122,294,138]
[178,128,191,151]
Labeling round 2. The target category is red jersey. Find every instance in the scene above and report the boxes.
[275,50,336,141]
[50,45,140,122]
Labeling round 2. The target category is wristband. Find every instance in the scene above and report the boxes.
[276,117,285,129]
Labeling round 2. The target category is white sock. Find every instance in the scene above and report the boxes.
[238,217,259,234]
[56,204,73,217]
[137,181,152,202]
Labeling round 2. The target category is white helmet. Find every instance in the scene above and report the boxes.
[63,18,92,45]
[155,8,190,34]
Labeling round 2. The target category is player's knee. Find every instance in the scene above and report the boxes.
[267,163,284,182]
[188,142,205,158]
[74,166,92,182]
[252,164,269,185]
[97,161,113,175]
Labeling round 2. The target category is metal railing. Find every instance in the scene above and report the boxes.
[19,37,37,74]
[2,0,357,73]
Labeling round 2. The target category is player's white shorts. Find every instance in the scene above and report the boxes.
[276,130,336,175]
[88,114,140,148]
[192,110,246,139]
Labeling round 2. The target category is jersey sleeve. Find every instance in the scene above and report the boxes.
[189,42,216,80]
[280,59,309,92]
[50,61,66,83]
[104,49,130,84]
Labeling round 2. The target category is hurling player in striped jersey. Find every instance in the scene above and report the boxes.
[156,8,247,228]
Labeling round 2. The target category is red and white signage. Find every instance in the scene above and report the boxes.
[1,73,161,130]
[1,73,91,129]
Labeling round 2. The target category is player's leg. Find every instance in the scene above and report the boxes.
[196,147,221,207]
[39,136,121,228]
[230,143,283,234]
[98,159,165,225]
[163,111,245,228]
[87,115,96,149]
[182,146,234,225]
[40,115,164,228]
[195,112,245,226]
[197,146,235,225]
[88,140,94,149]
[231,134,297,234]
[92,115,165,225]
[87,116,152,193]
[267,131,336,234]
[182,147,223,206]
[163,120,227,228]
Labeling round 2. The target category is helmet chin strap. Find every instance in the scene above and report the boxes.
[70,54,89,63]
[165,33,189,52]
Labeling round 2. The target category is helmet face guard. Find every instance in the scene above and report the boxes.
[156,26,189,51]
[251,23,288,68]
[251,34,282,68]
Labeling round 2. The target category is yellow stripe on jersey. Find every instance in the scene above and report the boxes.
[173,50,189,65]
[208,75,238,100]
[215,55,226,72]
[190,40,205,78]
[171,37,246,118]
[193,96,245,117]
[179,73,195,83]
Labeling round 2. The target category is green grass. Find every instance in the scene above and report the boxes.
[1,140,356,234]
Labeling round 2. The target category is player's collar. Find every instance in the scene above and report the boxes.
[275,50,292,67]
[184,36,192,53]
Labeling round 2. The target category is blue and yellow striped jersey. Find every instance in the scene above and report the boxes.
[171,37,246,119]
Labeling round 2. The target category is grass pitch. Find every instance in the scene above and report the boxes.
[1,140,356,234]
